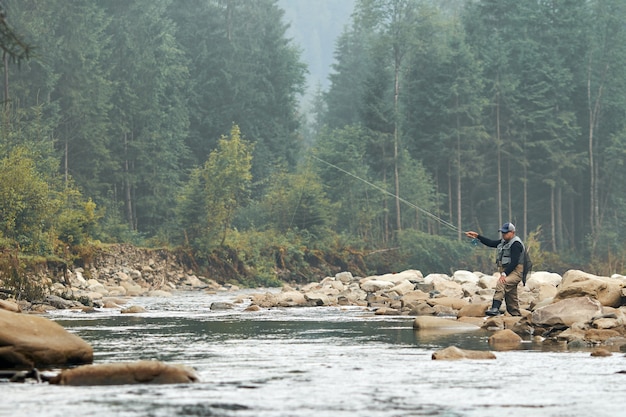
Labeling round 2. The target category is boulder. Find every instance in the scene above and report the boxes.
[0,299,20,312]
[590,348,612,357]
[304,292,335,306]
[388,279,415,296]
[360,279,395,293]
[457,302,489,318]
[413,316,480,331]
[430,277,464,299]
[45,295,81,310]
[335,271,355,283]
[400,290,430,305]
[452,270,480,285]
[427,296,468,310]
[275,290,307,307]
[526,271,562,290]
[50,360,199,385]
[121,305,147,314]
[555,270,624,307]
[531,296,602,327]
[365,270,422,284]
[0,309,93,368]
[209,302,234,310]
[584,328,621,343]
[488,329,523,345]
[423,273,450,285]
[431,346,496,360]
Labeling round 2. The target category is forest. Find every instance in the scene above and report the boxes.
[1,0,626,290]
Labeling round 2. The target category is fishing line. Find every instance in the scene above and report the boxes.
[310,154,461,234]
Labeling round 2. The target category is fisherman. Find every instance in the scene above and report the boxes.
[464,222,524,316]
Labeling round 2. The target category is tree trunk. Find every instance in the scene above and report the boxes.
[495,86,503,228]
[587,57,607,249]
[3,51,8,109]
[455,101,462,240]
[393,54,401,233]
[124,132,134,230]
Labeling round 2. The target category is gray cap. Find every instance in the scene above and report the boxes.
[498,222,516,233]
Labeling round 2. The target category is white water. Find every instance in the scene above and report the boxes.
[2,290,624,417]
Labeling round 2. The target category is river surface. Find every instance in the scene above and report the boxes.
[2,290,625,417]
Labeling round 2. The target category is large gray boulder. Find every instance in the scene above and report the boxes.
[0,309,93,368]
[431,346,496,360]
[531,296,603,327]
[554,270,624,307]
[50,360,199,385]
[413,316,480,331]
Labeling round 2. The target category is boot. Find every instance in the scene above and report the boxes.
[485,300,502,316]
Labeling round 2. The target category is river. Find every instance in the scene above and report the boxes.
[2,290,624,417]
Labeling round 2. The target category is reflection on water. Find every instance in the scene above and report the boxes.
[2,290,624,417]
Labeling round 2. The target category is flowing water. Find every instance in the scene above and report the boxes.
[2,290,625,417]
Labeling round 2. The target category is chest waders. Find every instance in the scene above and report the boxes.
[486,236,524,316]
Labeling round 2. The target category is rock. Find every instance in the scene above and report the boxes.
[488,329,523,345]
[360,279,395,292]
[452,270,480,285]
[87,279,108,295]
[0,299,20,312]
[275,290,307,307]
[408,302,436,316]
[431,346,496,360]
[0,309,93,368]
[590,348,612,357]
[210,302,234,310]
[106,286,128,297]
[427,297,468,310]
[388,279,415,296]
[526,271,562,290]
[120,281,144,296]
[121,305,147,314]
[430,276,464,299]
[304,292,335,306]
[374,307,401,315]
[413,316,480,331]
[529,284,559,307]
[183,275,207,288]
[362,270,422,285]
[457,302,489,318]
[400,290,430,304]
[584,328,621,343]
[482,316,505,331]
[432,304,457,317]
[50,360,199,385]
[531,296,603,327]
[555,270,624,307]
[592,317,620,329]
[335,271,354,283]
[45,295,81,309]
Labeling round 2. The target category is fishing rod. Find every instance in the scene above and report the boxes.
[310,154,462,235]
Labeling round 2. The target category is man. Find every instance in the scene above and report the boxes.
[465,222,525,316]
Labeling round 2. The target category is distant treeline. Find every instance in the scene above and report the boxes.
[1,0,625,285]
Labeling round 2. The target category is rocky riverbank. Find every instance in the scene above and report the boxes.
[1,244,626,383]
[240,268,626,350]
[1,244,236,312]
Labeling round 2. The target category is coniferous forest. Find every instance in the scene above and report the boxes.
[2,0,626,289]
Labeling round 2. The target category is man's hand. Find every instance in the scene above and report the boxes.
[499,272,506,284]
[465,231,478,239]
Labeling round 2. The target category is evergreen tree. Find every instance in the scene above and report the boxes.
[170,0,306,191]
[103,0,190,236]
